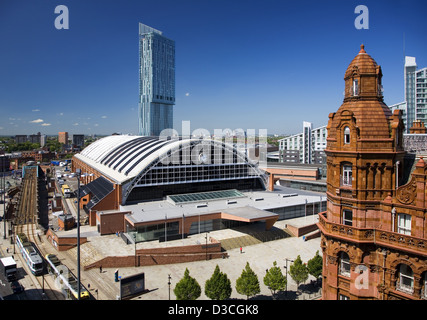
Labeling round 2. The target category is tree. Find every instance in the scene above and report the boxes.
[205,265,232,300]
[288,255,309,292]
[235,262,260,299]
[263,261,286,299]
[173,268,201,300]
[307,250,323,282]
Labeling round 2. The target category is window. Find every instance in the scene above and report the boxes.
[353,79,359,96]
[398,264,414,294]
[342,165,352,186]
[344,127,350,144]
[424,273,427,299]
[339,294,350,300]
[343,209,353,226]
[339,252,351,277]
[397,213,411,235]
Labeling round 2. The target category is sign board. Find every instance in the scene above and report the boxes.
[119,272,145,300]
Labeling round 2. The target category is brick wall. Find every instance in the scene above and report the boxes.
[286,222,319,237]
[46,229,87,251]
[83,240,227,270]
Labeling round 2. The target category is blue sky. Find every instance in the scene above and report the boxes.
[0,0,426,137]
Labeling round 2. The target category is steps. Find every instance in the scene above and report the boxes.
[220,227,292,251]
[67,242,104,268]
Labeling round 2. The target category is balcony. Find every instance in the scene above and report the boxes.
[318,212,427,257]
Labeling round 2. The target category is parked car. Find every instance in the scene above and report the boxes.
[10,280,24,294]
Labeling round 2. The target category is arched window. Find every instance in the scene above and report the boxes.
[397,264,414,294]
[339,252,351,277]
[344,126,350,144]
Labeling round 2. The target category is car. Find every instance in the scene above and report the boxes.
[10,280,24,294]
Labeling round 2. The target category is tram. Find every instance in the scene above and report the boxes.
[15,233,44,276]
[45,253,89,300]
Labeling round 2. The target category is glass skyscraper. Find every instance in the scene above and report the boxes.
[390,56,427,132]
[138,23,175,136]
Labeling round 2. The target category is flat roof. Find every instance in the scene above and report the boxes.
[167,189,246,205]
[121,185,325,225]
[221,206,278,222]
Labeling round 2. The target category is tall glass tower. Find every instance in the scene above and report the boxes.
[390,56,427,132]
[138,23,175,136]
[404,56,417,131]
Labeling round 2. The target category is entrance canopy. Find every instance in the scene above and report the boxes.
[220,206,278,230]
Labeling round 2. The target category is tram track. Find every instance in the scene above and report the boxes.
[12,167,64,300]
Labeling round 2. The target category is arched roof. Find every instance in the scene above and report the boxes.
[74,135,265,186]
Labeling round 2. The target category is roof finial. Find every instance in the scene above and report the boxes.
[359,44,366,54]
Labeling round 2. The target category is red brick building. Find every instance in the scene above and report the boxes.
[318,45,427,300]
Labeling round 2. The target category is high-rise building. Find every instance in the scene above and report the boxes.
[318,45,427,300]
[58,132,68,145]
[390,56,427,132]
[138,23,175,136]
[278,122,327,164]
[72,134,85,148]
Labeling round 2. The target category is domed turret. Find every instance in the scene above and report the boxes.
[325,44,405,203]
[344,44,383,100]
[327,45,394,145]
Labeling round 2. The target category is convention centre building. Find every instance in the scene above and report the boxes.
[71,135,325,243]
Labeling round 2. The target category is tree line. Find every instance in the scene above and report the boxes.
[173,251,322,300]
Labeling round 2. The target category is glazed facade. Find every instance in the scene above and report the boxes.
[390,57,427,132]
[138,23,175,136]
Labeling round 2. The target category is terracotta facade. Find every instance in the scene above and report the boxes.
[318,45,427,300]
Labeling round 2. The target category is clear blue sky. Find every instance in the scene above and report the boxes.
[0,0,426,137]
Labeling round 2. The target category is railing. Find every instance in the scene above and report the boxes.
[318,212,427,256]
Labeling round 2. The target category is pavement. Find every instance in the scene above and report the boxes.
[1,210,322,300]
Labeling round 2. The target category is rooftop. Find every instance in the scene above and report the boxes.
[120,185,325,225]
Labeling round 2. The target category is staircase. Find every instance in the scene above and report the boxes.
[67,242,104,268]
[220,227,292,251]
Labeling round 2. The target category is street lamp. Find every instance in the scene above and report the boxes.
[133,233,137,267]
[75,169,93,300]
[76,168,82,300]
[284,258,294,297]
[2,159,6,240]
[205,232,210,260]
[168,274,172,300]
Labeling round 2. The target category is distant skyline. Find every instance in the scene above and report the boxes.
[1,0,426,137]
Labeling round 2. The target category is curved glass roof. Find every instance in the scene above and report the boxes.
[75,136,179,183]
[74,135,266,187]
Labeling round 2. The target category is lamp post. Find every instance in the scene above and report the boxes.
[168,274,172,300]
[76,168,81,300]
[284,258,294,297]
[75,169,93,300]
[205,232,209,260]
[133,233,137,267]
[2,158,6,240]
